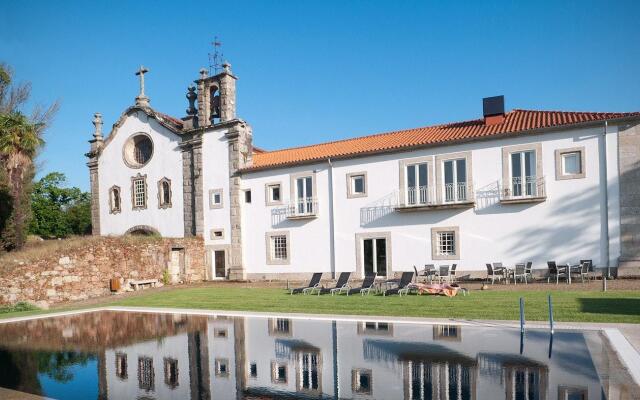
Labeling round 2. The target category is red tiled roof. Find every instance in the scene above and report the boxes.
[156,112,184,129]
[245,109,640,171]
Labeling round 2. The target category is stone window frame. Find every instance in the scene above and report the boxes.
[210,228,225,240]
[137,356,155,392]
[109,185,122,214]
[265,182,283,206]
[115,352,128,380]
[271,361,288,384]
[351,368,373,395]
[501,142,543,188]
[265,231,291,265]
[431,226,460,260]
[346,171,368,199]
[215,358,230,378]
[296,350,323,394]
[398,155,434,206]
[435,151,473,202]
[249,362,258,379]
[130,173,148,211]
[555,146,586,180]
[268,318,293,336]
[214,328,228,338]
[354,232,392,278]
[163,357,179,389]
[209,188,223,209]
[122,132,154,169]
[157,177,172,209]
[289,170,317,203]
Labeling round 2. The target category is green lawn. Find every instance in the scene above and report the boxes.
[3,287,640,323]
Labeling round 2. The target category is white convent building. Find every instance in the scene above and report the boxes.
[86,63,640,280]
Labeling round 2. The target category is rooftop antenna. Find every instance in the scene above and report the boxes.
[208,37,224,75]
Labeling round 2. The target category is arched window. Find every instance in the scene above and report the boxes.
[109,186,121,214]
[158,178,172,209]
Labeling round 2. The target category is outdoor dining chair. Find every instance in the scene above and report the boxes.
[437,265,450,283]
[513,263,527,284]
[580,259,595,280]
[525,262,533,282]
[572,262,590,283]
[485,263,503,284]
[547,261,567,284]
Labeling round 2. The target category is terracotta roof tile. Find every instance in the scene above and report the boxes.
[245,109,640,171]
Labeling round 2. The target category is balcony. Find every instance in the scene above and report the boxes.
[281,198,319,219]
[500,176,546,204]
[395,183,475,212]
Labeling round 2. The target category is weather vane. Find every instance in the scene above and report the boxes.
[208,37,224,75]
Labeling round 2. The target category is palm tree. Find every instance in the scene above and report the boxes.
[0,112,43,249]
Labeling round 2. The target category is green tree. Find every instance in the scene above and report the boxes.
[29,172,91,238]
[0,63,58,250]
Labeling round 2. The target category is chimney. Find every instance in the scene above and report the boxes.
[483,95,505,125]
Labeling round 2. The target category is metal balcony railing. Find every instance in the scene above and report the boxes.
[283,197,319,218]
[501,176,546,200]
[401,182,474,207]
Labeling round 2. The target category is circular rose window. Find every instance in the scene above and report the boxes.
[123,133,154,168]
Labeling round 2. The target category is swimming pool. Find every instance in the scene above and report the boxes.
[0,308,638,399]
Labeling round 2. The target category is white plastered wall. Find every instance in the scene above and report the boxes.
[240,124,619,276]
[97,111,184,237]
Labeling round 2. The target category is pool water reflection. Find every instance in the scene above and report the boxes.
[0,311,637,399]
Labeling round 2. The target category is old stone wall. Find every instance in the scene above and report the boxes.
[0,236,205,306]
[618,122,640,276]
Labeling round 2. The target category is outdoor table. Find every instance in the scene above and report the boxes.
[502,266,513,284]
[375,279,398,294]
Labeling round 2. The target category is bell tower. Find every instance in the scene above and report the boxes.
[195,62,237,127]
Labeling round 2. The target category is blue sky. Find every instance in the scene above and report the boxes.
[1,0,639,190]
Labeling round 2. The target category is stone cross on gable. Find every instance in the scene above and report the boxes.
[134,65,150,107]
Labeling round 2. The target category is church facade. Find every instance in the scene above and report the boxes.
[86,63,640,280]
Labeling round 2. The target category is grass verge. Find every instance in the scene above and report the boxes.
[1,287,639,323]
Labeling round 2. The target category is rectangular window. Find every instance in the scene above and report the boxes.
[110,186,121,214]
[271,235,287,261]
[209,189,223,209]
[271,361,288,384]
[443,158,467,202]
[249,362,258,378]
[210,229,224,240]
[244,189,252,203]
[163,358,179,389]
[215,358,229,377]
[138,356,154,392]
[357,321,393,335]
[352,369,372,395]
[510,151,536,196]
[437,231,455,256]
[296,176,314,214]
[431,226,460,260]
[214,328,228,338]
[562,152,581,175]
[115,353,127,380]
[266,231,290,265]
[298,352,320,392]
[406,163,428,205]
[362,238,387,277]
[132,177,146,209]
[347,172,368,198]
[266,183,282,205]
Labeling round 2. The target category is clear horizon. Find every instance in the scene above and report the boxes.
[1,0,639,191]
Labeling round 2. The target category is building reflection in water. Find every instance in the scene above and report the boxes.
[0,312,637,399]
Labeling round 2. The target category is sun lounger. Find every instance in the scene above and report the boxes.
[347,273,377,296]
[314,272,351,295]
[290,273,323,295]
[384,271,414,296]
